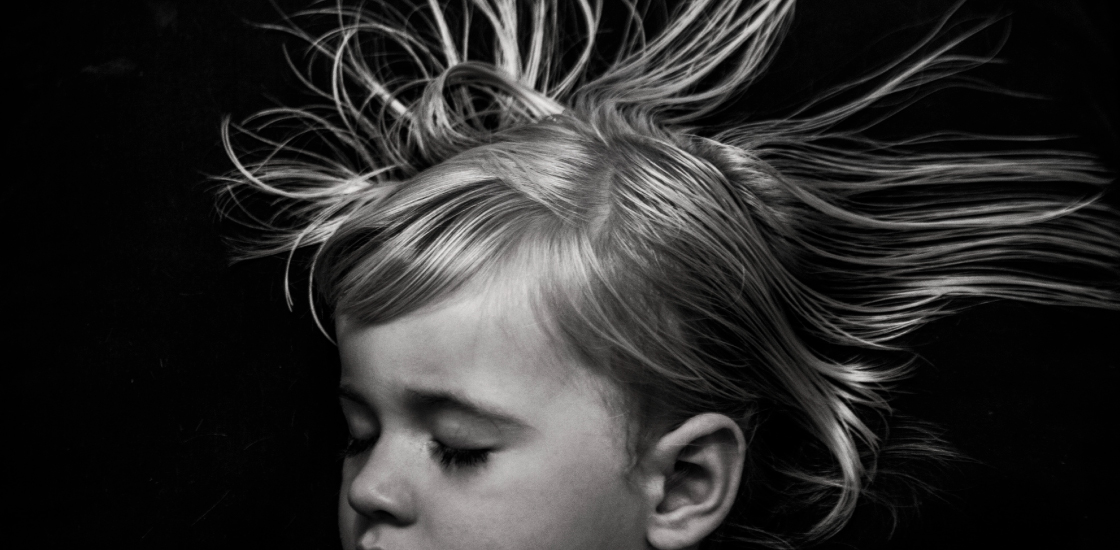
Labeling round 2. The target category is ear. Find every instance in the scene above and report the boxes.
[640,413,746,550]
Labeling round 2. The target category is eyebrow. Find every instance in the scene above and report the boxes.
[337,385,533,432]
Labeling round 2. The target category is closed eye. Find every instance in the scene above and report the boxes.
[431,441,491,469]
[341,435,376,458]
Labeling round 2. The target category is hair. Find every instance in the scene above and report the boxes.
[216,0,1120,547]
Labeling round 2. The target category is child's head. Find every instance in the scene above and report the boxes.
[323,114,785,548]
[221,1,1119,547]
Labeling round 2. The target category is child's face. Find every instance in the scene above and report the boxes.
[336,288,651,550]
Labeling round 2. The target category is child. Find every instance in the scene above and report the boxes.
[218,1,1119,548]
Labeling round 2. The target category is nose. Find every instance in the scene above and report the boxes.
[345,435,420,525]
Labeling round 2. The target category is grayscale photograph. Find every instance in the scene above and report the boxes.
[11,1,1117,548]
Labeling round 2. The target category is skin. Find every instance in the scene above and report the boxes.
[336,287,654,550]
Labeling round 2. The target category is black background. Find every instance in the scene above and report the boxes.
[9,1,1117,548]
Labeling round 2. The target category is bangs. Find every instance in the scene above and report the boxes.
[314,123,607,328]
[318,168,546,325]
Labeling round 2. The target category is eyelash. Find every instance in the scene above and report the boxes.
[431,442,491,469]
[341,436,375,458]
[341,437,490,470]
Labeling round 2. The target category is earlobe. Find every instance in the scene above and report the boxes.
[642,413,746,550]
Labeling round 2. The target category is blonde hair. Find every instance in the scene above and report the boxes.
[217,0,1119,546]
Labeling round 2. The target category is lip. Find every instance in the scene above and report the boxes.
[355,537,385,550]
[355,529,384,550]
[355,537,384,550]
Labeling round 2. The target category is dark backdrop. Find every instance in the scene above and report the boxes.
[9,1,1117,548]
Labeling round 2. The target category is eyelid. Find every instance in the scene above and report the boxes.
[403,389,532,435]
[428,414,504,447]
[339,399,379,439]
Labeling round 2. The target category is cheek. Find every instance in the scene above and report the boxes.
[425,433,647,550]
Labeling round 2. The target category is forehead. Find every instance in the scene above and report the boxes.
[336,286,606,416]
